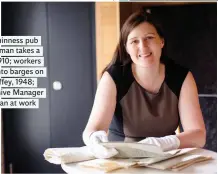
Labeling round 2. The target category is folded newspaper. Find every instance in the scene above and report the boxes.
[44,142,183,164]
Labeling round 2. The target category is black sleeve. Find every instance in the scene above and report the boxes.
[165,59,189,98]
[106,65,122,86]
[107,63,135,102]
[106,64,122,99]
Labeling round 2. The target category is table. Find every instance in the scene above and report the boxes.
[61,148,217,173]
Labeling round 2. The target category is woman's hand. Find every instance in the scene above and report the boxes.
[138,135,180,152]
[87,131,118,159]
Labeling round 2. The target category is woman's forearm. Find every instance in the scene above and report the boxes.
[177,129,206,148]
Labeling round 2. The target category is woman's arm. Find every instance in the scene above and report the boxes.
[177,71,206,148]
[82,72,117,145]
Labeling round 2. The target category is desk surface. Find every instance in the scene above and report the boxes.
[61,148,217,174]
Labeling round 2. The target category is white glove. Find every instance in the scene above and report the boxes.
[138,135,180,152]
[88,131,118,159]
[89,130,109,144]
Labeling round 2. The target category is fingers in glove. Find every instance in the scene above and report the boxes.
[89,143,118,159]
[89,131,108,144]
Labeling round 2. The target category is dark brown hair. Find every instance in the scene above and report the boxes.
[102,9,167,76]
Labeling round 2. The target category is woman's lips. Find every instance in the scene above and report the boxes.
[139,52,152,58]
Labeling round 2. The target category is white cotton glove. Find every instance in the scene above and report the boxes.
[88,131,118,159]
[138,135,180,152]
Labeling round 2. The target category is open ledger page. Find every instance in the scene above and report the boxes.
[100,142,180,158]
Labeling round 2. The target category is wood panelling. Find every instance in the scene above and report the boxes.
[95,2,120,81]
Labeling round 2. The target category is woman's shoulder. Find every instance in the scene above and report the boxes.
[164,58,190,98]
[106,63,123,76]
[106,62,134,101]
[165,58,189,76]
[106,62,132,81]
[165,58,189,71]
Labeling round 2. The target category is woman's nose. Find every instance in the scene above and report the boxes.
[138,40,148,49]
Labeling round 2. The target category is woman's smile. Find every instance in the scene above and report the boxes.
[138,52,152,58]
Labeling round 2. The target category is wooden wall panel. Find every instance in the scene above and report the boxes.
[95,2,120,81]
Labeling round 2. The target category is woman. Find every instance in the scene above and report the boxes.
[83,9,206,158]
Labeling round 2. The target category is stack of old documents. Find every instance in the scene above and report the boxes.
[78,148,212,172]
[43,143,213,172]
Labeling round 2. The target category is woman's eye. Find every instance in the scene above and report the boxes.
[146,36,154,40]
[131,40,138,44]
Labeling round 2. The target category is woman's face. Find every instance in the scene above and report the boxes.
[126,21,164,67]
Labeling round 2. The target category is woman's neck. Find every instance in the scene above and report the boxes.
[132,62,164,93]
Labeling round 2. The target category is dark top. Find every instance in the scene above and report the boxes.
[106,58,189,142]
